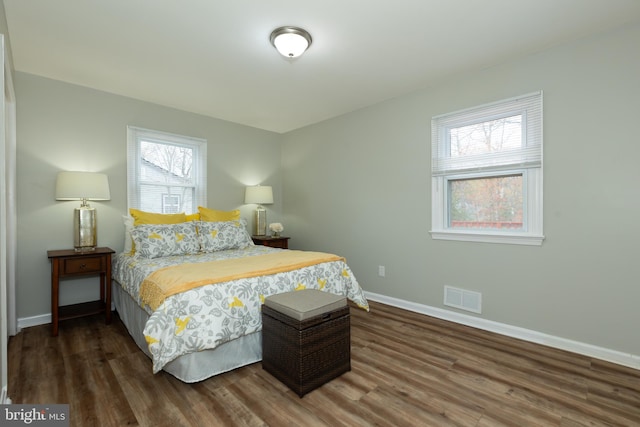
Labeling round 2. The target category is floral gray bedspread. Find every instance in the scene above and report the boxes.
[112,246,369,373]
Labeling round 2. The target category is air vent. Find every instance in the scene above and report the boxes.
[444,286,482,314]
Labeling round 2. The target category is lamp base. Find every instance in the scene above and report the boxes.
[74,206,98,250]
[254,206,267,236]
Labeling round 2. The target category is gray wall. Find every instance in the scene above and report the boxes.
[15,73,281,318]
[281,23,640,357]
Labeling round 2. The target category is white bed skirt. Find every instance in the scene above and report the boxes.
[112,280,262,383]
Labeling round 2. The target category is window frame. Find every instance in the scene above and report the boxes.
[127,126,207,214]
[430,92,544,246]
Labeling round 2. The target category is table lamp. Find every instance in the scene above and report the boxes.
[56,171,111,251]
[244,185,273,236]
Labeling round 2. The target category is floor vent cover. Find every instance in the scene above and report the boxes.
[444,286,482,314]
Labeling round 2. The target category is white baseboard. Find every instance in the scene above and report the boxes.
[17,303,117,332]
[1,386,11,404]
[365,291,640,371]
[17,313,50,330]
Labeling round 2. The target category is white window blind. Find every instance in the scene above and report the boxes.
[432,92,542,176]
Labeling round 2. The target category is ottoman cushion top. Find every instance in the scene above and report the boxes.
[264,289,347,321]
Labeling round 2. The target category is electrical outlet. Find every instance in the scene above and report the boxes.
[378,265,385,277]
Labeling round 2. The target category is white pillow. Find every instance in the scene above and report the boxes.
[123,215,134,254]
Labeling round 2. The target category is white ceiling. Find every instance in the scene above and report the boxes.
[4,0,640,133]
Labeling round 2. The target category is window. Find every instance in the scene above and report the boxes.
[430,92,544,245]
[127,126,207,214]
[162,194,182,214]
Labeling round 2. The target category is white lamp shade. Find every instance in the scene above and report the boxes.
[56,171,111,201]
[244,185,273,205]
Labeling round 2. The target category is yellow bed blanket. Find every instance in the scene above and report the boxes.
[139,250,344,310]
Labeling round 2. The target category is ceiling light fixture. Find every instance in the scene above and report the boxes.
[270,26,312,58]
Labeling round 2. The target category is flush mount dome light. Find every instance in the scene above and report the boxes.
[270,26,312,58]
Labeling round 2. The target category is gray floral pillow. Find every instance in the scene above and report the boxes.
[198,219,253,252]
[130,222,200,259]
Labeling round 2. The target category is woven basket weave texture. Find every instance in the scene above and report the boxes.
[262,304,351,397]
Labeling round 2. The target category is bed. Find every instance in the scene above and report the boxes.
[111,214,369,383]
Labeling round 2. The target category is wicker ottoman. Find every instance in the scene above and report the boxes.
[262,289,351,397]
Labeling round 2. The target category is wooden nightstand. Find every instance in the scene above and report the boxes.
[47,246,115,336]
[252,235,290,249]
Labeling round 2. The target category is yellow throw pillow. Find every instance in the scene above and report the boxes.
[185,213,200,222]
[129,208,187,226]
[198,206,240,222]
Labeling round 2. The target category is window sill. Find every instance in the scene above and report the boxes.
[430,230,545,246]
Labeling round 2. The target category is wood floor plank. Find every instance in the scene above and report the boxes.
[353,344,489,425]
[7,302,640,426]
[109,352,198,426]
[193,383,267,427]
[64,350,138,427]
[294,378,376,426]
[227,369,325,426]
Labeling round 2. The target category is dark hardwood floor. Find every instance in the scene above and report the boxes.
[8,301,640,426]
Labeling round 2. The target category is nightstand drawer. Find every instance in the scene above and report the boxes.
[252,236,290,249]
[62,256,104,275]
[263,239,288,249]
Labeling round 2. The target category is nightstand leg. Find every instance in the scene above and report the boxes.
[101,273,112,324]
[99,273,104,301]
[105,254,112,324]
[51,259,60,336]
